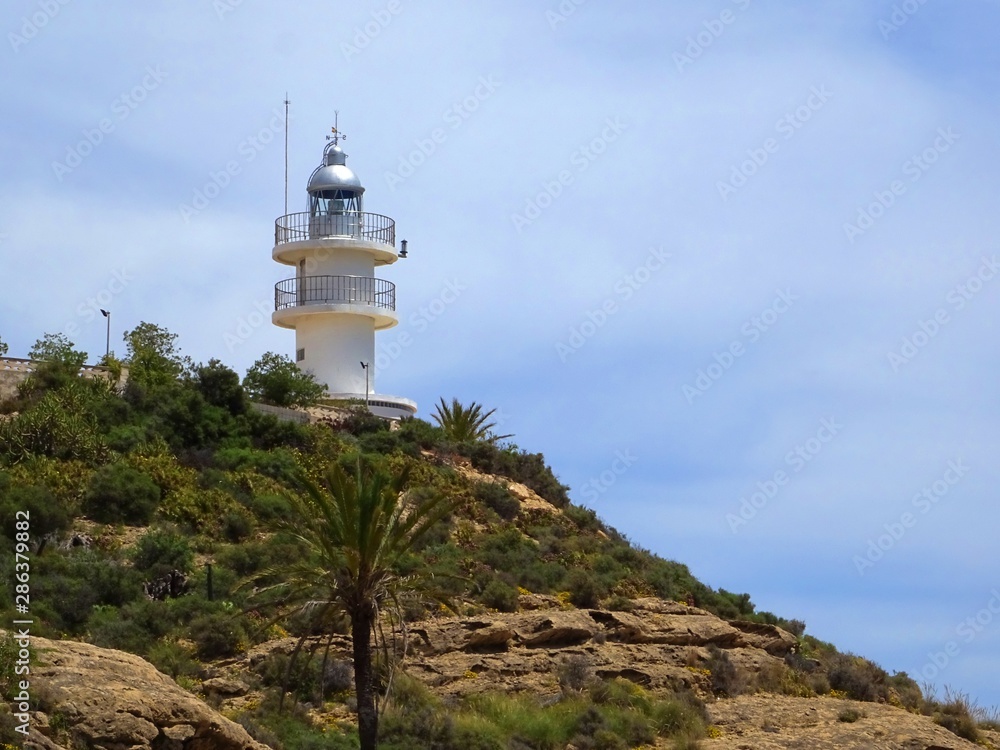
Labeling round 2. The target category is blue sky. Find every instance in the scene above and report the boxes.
[2,0,999,709]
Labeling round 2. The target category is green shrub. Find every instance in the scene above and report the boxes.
[188,611,248,659]
[566,568,605,608]
[887,671,923,711]
[131,528,193,578]
[255,650,326,702]
[195,359,247,414]
[649,693,707,737]
[480,579,519,613]
[474,480,520,521]
[459,442,570,508]
[214,446,299,485]
[220,509,255,542]
[754,660,814,697]
[249,709,360,749]
[838,707,864,722]
[928,690,980,742]
[0,388,110,465]
[30,551,144,634]
[0,632,24,700]
[87,605,157,654]
[565,504,603,532]
[826,653,889,703]
[395,417,445,451]
[0,482,70,553]
[243,351,326,407]
[82,462,161,524]
[249,492,291,522]
[605,595,635,612]
[448,717,506,750]
[147,639,198,680]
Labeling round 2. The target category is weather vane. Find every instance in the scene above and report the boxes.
[327,110,347,146]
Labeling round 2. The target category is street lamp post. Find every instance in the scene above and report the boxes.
[100,309,111,360]
[360,361,369,408]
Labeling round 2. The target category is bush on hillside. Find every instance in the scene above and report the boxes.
[0,388,110,465]
[474,480,520,521]
[459,442,570,508]
[82,463,161,524]
[0,481,70,553]
[826,653,889,703]
[131,528,194,578]
[188,611,248,660]
[480,579,519,613]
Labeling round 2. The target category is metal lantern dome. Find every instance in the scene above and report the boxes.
[307,144,365,194]
[307,142,364,220]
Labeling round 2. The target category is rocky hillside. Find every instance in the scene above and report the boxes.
[13,596,998,750]
[1,341,998,748]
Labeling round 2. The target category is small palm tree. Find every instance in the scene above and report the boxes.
[431,397,512,443]
[247,462,454,750]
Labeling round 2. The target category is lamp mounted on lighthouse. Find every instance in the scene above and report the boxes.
[271,117,417,420]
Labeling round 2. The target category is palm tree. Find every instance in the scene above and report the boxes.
[431,397,513,443]
[248,462,454,750]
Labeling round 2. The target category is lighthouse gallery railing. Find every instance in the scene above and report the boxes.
[275,275,396,312]
[274,211,395,247]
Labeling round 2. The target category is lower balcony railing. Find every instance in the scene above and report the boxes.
[274,275,396,312]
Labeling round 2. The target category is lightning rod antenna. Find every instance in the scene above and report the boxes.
[283,93,290,215]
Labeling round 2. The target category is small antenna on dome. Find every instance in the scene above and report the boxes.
[328,110,347,146]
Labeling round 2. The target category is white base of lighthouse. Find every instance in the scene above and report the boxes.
[326,392,418,421]
[294,316,373,395]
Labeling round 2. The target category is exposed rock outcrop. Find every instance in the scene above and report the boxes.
[703,693,989,750]
[399,599,795,698]
[14,604,996,750]
[21,636,266,750]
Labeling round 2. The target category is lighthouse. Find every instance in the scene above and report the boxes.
[271,127,417,420]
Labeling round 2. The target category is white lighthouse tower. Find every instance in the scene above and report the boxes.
[271,127,417,420]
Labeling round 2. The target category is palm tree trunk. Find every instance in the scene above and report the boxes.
[352,609,378,750]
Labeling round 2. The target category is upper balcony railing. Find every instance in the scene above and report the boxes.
[274,211,395,248]
[275,275,396,312]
